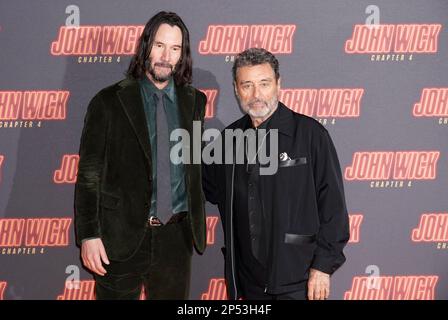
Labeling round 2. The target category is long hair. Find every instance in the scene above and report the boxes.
[126,11,192,86]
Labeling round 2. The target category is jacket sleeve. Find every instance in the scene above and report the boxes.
[202,130,226,208]
[195,89,214,206]
[74,92,108,246]
[311,129,350,275]
[202,156,219,206]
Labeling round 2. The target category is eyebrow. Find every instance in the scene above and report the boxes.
[239,78,273,85]
[154,41,182,48]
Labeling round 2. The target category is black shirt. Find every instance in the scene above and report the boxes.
[233,112,274,289]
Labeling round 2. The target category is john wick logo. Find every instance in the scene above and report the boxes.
[412,213,448,249]
[201,278,228,300]
[57,281,146,300]
[199,24,296,60]
[344,151,440,188]
[0,218,72,255]
[57,281,95,300]
[413,88,448,125]
[206,216,219,245]
[345,24,442,61]
[0,281,6,300]
[0,90,69,128]
[279,88,364,125]
[51,25,143,55]
[199,89,218,119]
[54,155,79,184]
[344,275,439,300]
[50,25,144,63]
[349,214,363,243]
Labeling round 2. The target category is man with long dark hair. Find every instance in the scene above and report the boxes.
[74,11,207,299]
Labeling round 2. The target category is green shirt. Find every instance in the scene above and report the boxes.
[139,76,188,217]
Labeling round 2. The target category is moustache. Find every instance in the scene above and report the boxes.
[154,62,173,70]
[248,99,268,108]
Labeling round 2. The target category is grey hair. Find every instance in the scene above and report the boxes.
[232,47,280,82]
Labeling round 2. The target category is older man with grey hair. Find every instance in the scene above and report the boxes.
[203,47,350,300]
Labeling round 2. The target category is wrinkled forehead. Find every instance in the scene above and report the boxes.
[235,63,276,83]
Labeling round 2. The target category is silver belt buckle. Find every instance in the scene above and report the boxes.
[148,216,163,227]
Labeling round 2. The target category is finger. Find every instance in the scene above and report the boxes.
[308,283,314,300]
[81,255,89,269]
[86,255,99,274]
[83,258,93,273]
[99,244,110,265]
[319,287,326,300]
[93,254,107,275]
[324,286,330,299]
[316,282,325,300]
[81,250,91,271]
[87,254,103,276]
[314,288,321,300]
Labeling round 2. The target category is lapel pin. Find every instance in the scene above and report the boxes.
[279,152,291,162]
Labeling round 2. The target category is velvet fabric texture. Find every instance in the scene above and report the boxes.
[75,78,207,262]
[94,217,193,300]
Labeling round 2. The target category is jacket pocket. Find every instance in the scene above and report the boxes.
[279,233,316,286]
[284,233,316,245]
[100,191,121,210]
[279,157,307,168]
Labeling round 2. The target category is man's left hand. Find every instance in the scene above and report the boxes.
[307,268,330,300]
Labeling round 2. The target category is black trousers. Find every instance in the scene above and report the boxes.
[242,285,307,300]
[94,216,193,300]
[238,275,308,300]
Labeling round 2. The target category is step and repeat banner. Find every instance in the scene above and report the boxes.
[0,0,447,300]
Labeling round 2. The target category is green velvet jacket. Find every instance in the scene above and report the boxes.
[74,78,207,261]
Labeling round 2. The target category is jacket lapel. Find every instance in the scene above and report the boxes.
[176,85,195,134]
[116,78,152,161]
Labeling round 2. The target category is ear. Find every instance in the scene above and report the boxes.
[277,77,281,90]
[233,81,238,95]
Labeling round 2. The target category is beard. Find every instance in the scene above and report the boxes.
[147,59,176,83]
[239,95,278,119]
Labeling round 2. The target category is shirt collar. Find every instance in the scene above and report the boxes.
[140,75,175,102]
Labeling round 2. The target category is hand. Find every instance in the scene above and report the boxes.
[81,238,110,276]
[307,268,330,300]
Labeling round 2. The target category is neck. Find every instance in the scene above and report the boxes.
[251,117,267,128]
[146,72,169,90]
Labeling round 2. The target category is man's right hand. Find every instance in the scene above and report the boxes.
[81,238,110,276]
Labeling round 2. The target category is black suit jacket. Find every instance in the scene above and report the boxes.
[75,78,207,261]
[203,103,350,298]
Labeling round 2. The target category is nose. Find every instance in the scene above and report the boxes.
[252,85,261,100]
[161,48,170,61]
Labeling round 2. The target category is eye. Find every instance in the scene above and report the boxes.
[260,82,270,88]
